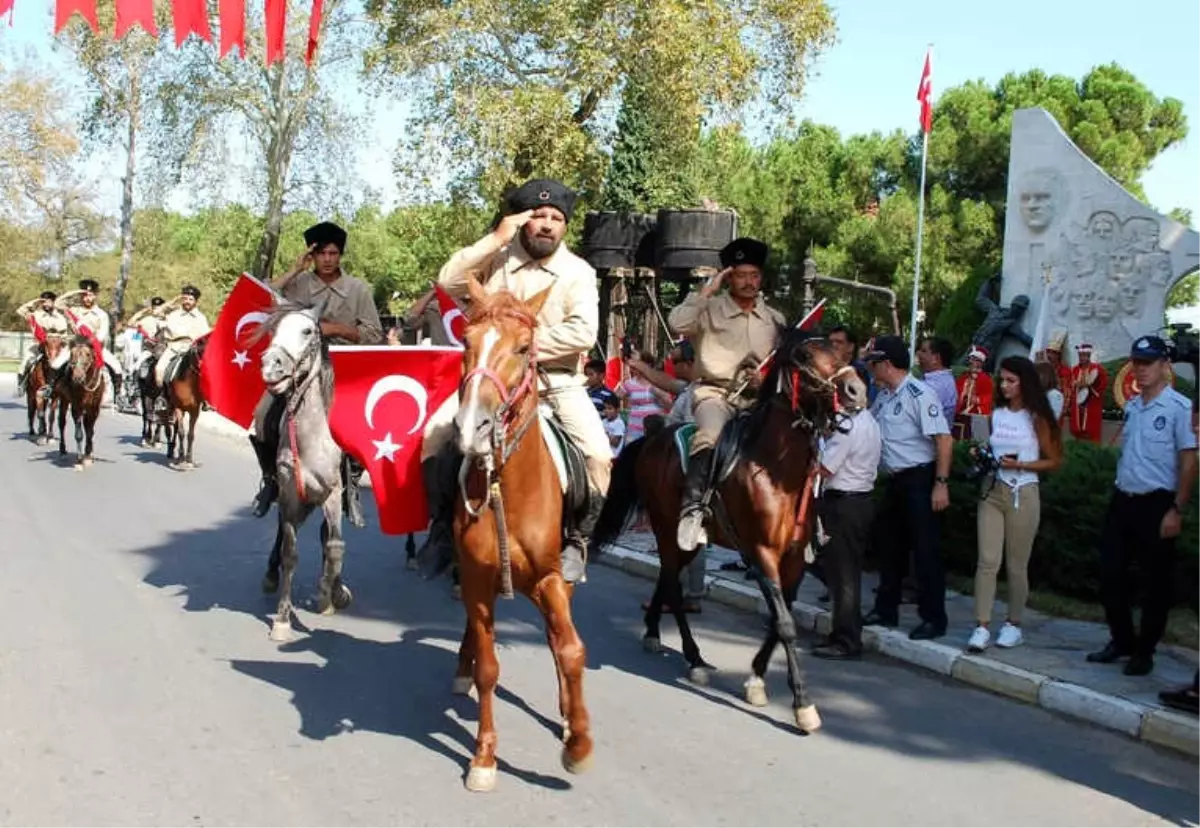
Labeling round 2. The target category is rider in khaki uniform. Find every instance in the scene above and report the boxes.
[15,290,72,391]
[56,279,123,397]
[418,178,609,584]
[250,221,383,528]
[126,297,167,379]
[668,237,785,552]
[153,286,211,387]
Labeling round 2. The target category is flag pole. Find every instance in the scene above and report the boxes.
[909,44,933,365]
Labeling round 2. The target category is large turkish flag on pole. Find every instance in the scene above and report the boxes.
[199,273,277,429]
[328,346,464,535]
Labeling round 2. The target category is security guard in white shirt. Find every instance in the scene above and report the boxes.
[861,335,953,640]
[1088,335,1197,675]
[813,371,880,659]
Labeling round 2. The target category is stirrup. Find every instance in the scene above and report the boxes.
[252,477,278,517]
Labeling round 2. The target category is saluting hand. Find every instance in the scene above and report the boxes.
[700,267,730,299]
[295,244,316,273]
[493,210,535,245]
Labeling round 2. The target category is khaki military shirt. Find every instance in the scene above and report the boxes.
[67,304,112,347]
[32,307,70,336]
[668,292,784,385]
[438,235,598,375]
[282,271,383,346]
[161,307,211,343]
[138,315,164,340]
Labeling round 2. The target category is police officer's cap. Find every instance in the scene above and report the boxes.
[150,296,166,307]
[865,335,910,370]
[1131,335,1169,361]
[181,285,201,299]
[720,238,769,270]
[40,290,56,301]
[79,278,99,293]
[506,179,577,222]
[304,221,348,253]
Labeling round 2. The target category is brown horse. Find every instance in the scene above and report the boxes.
[25,335,65,445]
[162,338,207,469]
[56,335,106,469]
[593,328,845,733]
[450,276,593,792]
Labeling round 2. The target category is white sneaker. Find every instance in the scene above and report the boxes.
[995,622,1024,648]
[966,625,990,653]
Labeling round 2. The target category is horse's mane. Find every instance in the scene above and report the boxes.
[749,327,829,420]
[466,290,537,329]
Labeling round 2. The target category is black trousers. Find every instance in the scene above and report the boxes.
[1099,489,1178,657]
[817,490,876,652]
[871,463,947,627]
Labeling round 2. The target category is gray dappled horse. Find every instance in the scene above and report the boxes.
[257,300,352,641]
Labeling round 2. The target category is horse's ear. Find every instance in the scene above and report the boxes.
[465,271,486,306]
[526,285,553,317]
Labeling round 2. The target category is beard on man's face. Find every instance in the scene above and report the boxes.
[520,225,561,260]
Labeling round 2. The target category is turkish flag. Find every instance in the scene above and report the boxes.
[759,299,826,378]
[218,0,244,58]
[264,0,285,64]
[433,284,466,348]
[327,346,464,535]
[54,0,97,32]
[917,47,933,134]
[605,356,623,389]
[171,0,212,45]
[28,314,47,345]
[199,273,277,429]
[63,308,103,367]
[115,0,157,38]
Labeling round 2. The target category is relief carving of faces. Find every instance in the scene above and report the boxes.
[1122,217,1161,254]
[1108,247,1135,281]
[1118,278,1145,316]
[1087,211,1119,248]
[1068,240,1096,277]
[1093,291,1117,322]
[1149,252,1173,286]
[1071,287,1095,319]
[1018,168,1066,233]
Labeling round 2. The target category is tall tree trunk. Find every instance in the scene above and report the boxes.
[112,70,139,322]
[253,65,291,282]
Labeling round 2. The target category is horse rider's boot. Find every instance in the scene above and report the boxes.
[563,490,605,584]
[250,435,279,517]
[108,367,122,402]
[416,454,457,579]
[342,457,367,528]
[677,448,715,552]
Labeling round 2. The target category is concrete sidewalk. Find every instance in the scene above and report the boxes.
[600,532,1200,758]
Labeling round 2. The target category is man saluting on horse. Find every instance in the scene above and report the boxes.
[151,286,211,391]
[668,238,786,553]
[417,178,611,585]
[250,221,383,527]
[56,279,123,399]
[15,290,71,392]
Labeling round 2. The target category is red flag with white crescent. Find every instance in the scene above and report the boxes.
[433,284,466,348]
[917,47,933,134]
[758,299,827,378]
[199,273,276,429]
[327,346,464,535]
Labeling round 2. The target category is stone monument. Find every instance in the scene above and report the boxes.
[999,108,1199,367]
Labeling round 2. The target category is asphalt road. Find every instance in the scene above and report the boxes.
[0,376,1196,827]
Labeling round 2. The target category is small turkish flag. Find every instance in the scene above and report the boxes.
[605,355,623,389]
[199,273,276,429]
[433,284,466,348]
[64,308,103,367]
[28,314,47,345]
[758,299,826,378]
[328,346,464,535]
[917,47,933,134]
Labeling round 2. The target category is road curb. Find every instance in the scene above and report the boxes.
[597,544,1199,759]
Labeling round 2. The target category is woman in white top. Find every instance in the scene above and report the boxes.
[967,356,1063,652]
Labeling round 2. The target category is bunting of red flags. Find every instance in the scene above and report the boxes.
[41,0,323,65]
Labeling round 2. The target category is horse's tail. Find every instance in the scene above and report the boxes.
[592,436,647,550]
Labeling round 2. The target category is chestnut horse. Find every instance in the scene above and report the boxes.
[593,329,845,733]
[25,335,65,445]
[162,338,207,469]
[450,277,592,792]
[56,335,107,469]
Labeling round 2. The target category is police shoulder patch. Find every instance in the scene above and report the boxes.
[1153,415,1167,431]
[928,403,940,418]
[906,383,923,399]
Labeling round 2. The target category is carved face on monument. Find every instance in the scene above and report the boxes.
[1094,291,1117,322]
[1118,279,1145,316]
[1071,287,1095,319]
[1087,212,1119,246]
[1018,168,1065,233]
[1068,241,1096,277]
[1148,252,1173,286]
[1109,247,1135,281]
[1123,217,1160,254]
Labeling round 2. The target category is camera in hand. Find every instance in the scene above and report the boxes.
[963,442,1002,493]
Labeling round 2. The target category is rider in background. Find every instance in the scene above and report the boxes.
[15,290,71,394]
[153,286,211,391]
[126,297,167,383]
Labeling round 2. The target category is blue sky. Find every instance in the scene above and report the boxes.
[1,0,1197,222]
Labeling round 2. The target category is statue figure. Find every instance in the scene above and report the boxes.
[970,274,1032,370]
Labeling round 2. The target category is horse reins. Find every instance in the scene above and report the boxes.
[278,338,323,503]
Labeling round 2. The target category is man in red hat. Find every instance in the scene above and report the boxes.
[953,345,993,440]
[1070,343,1107,443]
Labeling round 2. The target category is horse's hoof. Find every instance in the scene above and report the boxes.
[82,457,93,467]
[36,437,47,446]
[331,583,352,610]
[450,584,462,601]
[451,676,473,696]
[269,621,292,642]
[561,721,571,744]
[795,704,822,734]
[464,765,497,793]
[405,555,418,571]
[561,746,593,775]
[73,463,83,471]
[744,675,768,707]
[688,665,712,686]
[140,439,150,448]
[261,572,280,594]
[318,599,335,616]
[642,636,661,653]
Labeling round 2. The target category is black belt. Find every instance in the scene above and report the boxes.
[882,461,934,479]
[823,489,873,499]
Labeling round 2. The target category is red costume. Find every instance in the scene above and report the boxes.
[953,345,994,440]
[1069,344,1108,443]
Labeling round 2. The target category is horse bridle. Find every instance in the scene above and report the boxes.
[273,333,324,502]
[69,341,104,393]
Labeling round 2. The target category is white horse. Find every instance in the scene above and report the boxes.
[258,300,352,641]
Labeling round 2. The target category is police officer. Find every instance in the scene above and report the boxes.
[668,237,785,552]
[813,370,880,659]
[862,335,952,640]
[1087,335,1197,676]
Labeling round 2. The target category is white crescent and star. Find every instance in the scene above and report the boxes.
[364,373,429,436]
[442,308,465,348]
[234,311,269,343]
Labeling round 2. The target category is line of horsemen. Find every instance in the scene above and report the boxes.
[13,178,853,590]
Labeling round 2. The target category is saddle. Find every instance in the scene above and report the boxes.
[674,411,750,488]
[536,403,592,524]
